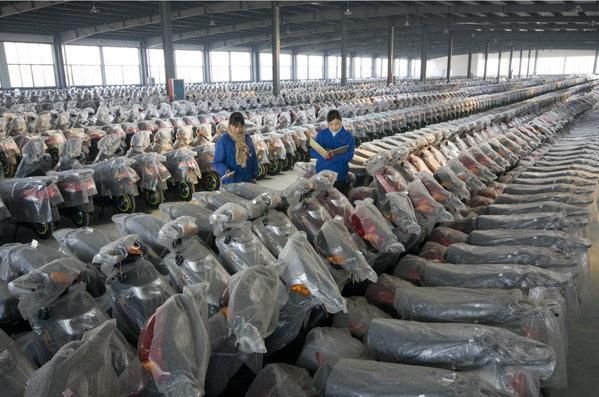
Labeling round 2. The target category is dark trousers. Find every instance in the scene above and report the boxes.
[334,180,351,196]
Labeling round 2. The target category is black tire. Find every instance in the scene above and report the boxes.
[257,163,267,180]
[1,158,14,178]
[282,153,294,171]
[267,159,282,176]
[143,189,164,209]
[33,222,54,239]
[48,148,60,168]
[300,150,310,162]
[114,193,136,214]
[177,181,195,201]
[200,171,220,191]
[69,206,91,227]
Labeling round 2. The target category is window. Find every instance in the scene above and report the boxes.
[260,52,272,81]
[327,56,341,79]
[376,58,388,78]
[307,55,323,79]
[397,58,408,78]
[5,42,56,87]
[176,50,203,83]
[564,55,595,74]
[411,59,421,79]
[359,57,372,79]
[64,45,102,86]
[147,49,165,84]
[280,54,292,80]
[296,54,308,80]
[210,51,229,82]
[230,51,251,81]
[102,46,140,85]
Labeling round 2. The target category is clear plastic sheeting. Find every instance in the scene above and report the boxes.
[194,190,268,220]
[331,296,391,339]
[246,363,317,397]
[221,182,284,210]
[378,191,421,249]
[351,198,405,255]
[314,359,509,397]
[0,242,66,282]
[467,229,591,254]
[251,210,297,257]
[130,152,171,191]
[223,264,286,354]
[366,319,556,385]
[474,213,587,231]
[87,157,139,197]
[363,274,416,315]
[0,328,36,395]
[428,226,468,247]
[0,177,63,224]
[288,197,333,242]
[159,202,214,244]
[0,279,21,327]
[15,138,52,178]
[407,179,454,225]
[445,243,584,269]
[418,241,447,261]
[315,216,377,283]
[296,327,375,372]
[447,159,486,194]
[279,231,347,314]
[137,292,210,396]
[418,171,467,215]
[112,213,165,254]
[55,137,84,171]
[24,320,120,397]
[313,182,355,231]
[164,148,201,184]
[52,227,112,264]
[486,201,593,219]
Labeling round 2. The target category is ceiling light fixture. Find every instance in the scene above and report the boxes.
[344,0,351,16]
[404,14,410,27]
[209,18,216,27]
[90,1,99,14]
[443,26,449,34]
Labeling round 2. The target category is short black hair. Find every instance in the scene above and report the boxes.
[327,109,342,123]
[229,112,245,127]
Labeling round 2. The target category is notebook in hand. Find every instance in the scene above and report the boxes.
[310,138,349,157]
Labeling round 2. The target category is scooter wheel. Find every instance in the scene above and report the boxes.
[48,148,60,168]
[33,222,54,240]
[200,171,220,191]
[257,163,267,180]
[115,194,136,214]
[282,153,294,171]
[267,159,282,176]
[177,182,195,201]
[143,189,164,209]
[1,158,14,178]
[70,207,90,228]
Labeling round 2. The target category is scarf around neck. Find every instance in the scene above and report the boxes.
[229,131,249,167]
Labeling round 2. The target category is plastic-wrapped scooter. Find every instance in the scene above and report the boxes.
[15,138,52,178]
[0,129,20,178]
[47,168,97,227]
[164,148,201,201]
[52,227,112,264]
[0,328,36,395]
[130,152,171,208]
[87,157,139,214]
[192,143,221,191]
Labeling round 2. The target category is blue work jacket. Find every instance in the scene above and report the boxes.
[310,127,355,182]
[213,132,259,184]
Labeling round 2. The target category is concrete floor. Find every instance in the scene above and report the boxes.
[1,115,598,394]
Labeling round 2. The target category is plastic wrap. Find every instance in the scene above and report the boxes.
[112,213,165,254]
[312,176,355,230]
[52,227,112,264]
[418,171,467,214]
[468,229,591,254]
[447,159,487,194]
[138,292,210,396]
[0,279,21,327]
[407,179,454,225]
[164,147,201,184]
[296,327,374,372]
[445,243,583,269]
[418,241,447,261]
[55,137,84,171]
[351,198,405,255]
[331,296,391,339]
[314,359,508,397]
[314,216,377,283]
[221,182,284,209]
[0,328,36,395]
[194,190,267,220]
[251,210,297,257]
[0,177,63,224]
[434,165,471,202]
[366,319,555,384]
[246,363,317,397]
[104,257,175,343]
[25,320,120,397]
[363,274,416,315]
[222,264,286,353]
[287,197,333,242]
[458,151,497,183]
[469,146,504,174]
[377,191,421,249]
[127,130,151,155]
[150,128,174,154]
[15,138,52,178]
[279,231,346,314]
[474,212,587,231]
[159,202,214,244]
[0,242,66,282]
[87,157,139,196]
[365,154,407,197]
[131,152,171,191]
[428,226,468,247]
[94,134,123,162]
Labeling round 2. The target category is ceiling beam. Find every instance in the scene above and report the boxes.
[0,1,64,18]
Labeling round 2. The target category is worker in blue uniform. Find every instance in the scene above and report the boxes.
[310,109,356,194]
[213,112,259,184]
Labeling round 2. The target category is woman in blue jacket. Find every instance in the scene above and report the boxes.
[310,109,356,194]
[213,112,259,184]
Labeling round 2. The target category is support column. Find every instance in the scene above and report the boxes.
[483,41,489,80]
[340,11,348,85]
[496,48,502,83]
[0,42,11,88]
[52,36,67,88]
[139,43,149,85]
[518,47,523,78]
[533,49,538,76]
[160,1,176,84]
[593,48,599,74]
[98,45,107,85]
[526,49,532,77]
[466,37,473,79]
[323,50,329,80]
[349,53,355,79]
[420,25,428,82]
[446,32,453,83]
[203,47,211,83]
[371,54,376,78]
[508,46,514,79]
[407,58,412,78]
[251,47,260,82]
[271,3,281,94]
[291,50,297,80]
[387,22,394,85]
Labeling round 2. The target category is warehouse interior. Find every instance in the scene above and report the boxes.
[1,1,599,396]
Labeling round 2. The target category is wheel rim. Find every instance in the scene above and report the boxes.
[74,208,85,225]
[147,190,160,205]
[205,174,218,191]
[179,183,191,199]
[268,162,277,173]
[117,195,131,212]
[36,223,48,235]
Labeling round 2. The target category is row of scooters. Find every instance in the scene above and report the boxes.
[0,78,597,395]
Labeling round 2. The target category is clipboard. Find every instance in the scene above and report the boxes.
[310,138,349,158]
